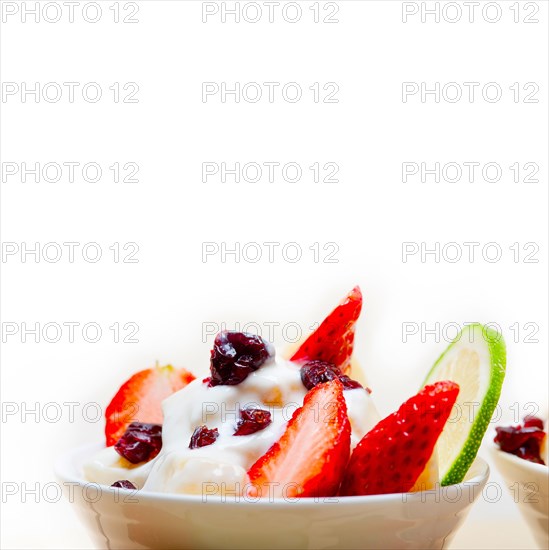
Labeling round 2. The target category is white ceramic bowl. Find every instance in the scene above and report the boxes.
[55,443,490,550]
[490,446,549,549]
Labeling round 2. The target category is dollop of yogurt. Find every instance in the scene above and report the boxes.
[84,356,380,495]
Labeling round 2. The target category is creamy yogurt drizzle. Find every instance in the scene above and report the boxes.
[83,356,380,494]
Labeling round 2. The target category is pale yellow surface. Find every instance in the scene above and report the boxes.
[449,518,538,549]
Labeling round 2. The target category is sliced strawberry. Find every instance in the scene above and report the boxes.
[340,381,459,496]
[291,286,362,374]
[105,365,194,446]
[247,379,350,499]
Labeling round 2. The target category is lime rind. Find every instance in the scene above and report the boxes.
[422,323,506,486]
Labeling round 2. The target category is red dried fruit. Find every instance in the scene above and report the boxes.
[300,360,363,391]
[300,360,340,389]
[494,417,546,465]
[234,408,272,436]
[189,425,219,449]
[523,416,544,430]
[339,375,363,390]
[210,331,272,386]
[111,480,137,490]
[114,422,162,464]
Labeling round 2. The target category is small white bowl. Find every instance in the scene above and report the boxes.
[490,446,549,549]
[55,443,490,550]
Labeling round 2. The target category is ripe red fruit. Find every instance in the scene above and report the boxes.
[247,379,350,499]
[340,381,459,496]
[291,286,362,373]
[105,365,195,446]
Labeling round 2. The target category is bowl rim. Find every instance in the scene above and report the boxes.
[489,444,548,474]
[55,441,490,506]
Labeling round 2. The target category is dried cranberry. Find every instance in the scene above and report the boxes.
[111,480,137,490]
[523,416,544,430]
[494,417,546,465]
[210,331,272,386]
[114,422,162,464]
[189,425,219,449]
[300,360,340,390]
[234,408,272,436]
[339,375,364,390]
[300,360,363,391]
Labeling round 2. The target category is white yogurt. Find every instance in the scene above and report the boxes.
[84,356,380,494]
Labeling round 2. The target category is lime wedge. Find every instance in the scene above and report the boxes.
[422,323,506,486]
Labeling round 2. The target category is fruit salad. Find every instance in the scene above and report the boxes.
[83,286,506,497]
[494,416,547,466]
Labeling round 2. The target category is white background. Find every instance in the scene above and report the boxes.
[1,1,547,548]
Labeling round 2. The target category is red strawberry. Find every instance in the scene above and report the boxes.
[105,364,195,446]
[340,381,459,496]
[290,286,362,373]
[247,379,350,499]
